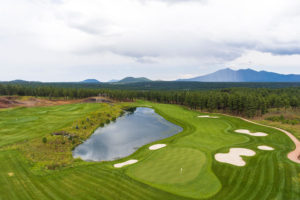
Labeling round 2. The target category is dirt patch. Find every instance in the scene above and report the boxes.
[0,96,113,109]
[82,97,113,103]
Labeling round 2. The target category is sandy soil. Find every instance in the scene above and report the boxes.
[0,96,112,109]
[149,144,166,150]
[198,115,219,118]
[258,145,274,151]
[215,148,256,166]
[235,129,268,137]
[114,160,138,168]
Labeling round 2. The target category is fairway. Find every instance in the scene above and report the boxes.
[0,102,299,199]
[0,103,111,147]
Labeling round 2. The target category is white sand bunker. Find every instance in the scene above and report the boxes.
[215,148,256,166]
[198,115,219,118]
[8,172,14,177]
[149,144,166,150]
[258,145,274,151]
[114,159,138,168]
[235,129,268,137]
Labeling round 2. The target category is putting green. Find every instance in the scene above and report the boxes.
[127,147,221,199]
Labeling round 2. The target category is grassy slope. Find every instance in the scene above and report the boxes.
[0,103,106,147]
[0,102,299,199]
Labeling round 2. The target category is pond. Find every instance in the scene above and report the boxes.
[73,107,182,161]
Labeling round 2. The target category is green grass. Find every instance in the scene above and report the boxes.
[0,103,109,147]
[0,101,299,199]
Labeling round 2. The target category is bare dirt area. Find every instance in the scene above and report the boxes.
[0,96,113,109]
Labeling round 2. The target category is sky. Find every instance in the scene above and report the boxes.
[1,0,300,82]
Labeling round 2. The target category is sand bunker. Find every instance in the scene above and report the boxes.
[215,148,256,166]
[258,145,274,151]
[235,129,268,137]
[8,172,14,177]
[220,113,300,164]
[114,159,138,168]
[149,144,166,150]
[198,115,219,118]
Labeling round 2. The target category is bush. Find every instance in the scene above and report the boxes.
[42,137,47,143]
[106,119,110,124]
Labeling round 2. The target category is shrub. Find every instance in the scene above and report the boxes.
[106,119,110,124]
[42,137,47,144]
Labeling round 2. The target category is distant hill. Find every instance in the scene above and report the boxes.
[177,68,300,82]
[81,79,100,83]
[108,79,119,83]
[10,79,30,83]
[118,77,152,83]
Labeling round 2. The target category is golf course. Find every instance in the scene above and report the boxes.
[0,101,299,200]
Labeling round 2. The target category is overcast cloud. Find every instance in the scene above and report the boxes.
[1,0,300,81]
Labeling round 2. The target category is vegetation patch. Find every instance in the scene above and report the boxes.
[0,103,123,170]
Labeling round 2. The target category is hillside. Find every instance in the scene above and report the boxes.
[178,68,300,82]
[81,79,100,83]
[118,77,152,83]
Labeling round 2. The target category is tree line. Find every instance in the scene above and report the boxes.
[1,83,300,117]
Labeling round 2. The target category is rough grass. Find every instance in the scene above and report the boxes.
[254,108,300,140]
[0,101,299,199]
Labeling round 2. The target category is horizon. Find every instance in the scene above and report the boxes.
[1,0,300,82]
[3,67,300,82]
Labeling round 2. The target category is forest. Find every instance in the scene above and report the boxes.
[0,83,300,118]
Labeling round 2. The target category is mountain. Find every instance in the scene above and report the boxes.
[81,79,100,83]
[118,77,152,83]
[177,68,300,82]
[108,79,119,83]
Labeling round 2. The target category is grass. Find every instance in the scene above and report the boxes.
[0,101,299,199]
[0,103,104,147]
[0,103,123,170]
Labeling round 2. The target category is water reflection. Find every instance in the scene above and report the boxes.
[73,107,182,161]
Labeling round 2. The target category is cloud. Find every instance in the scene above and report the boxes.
[1,0,300,81]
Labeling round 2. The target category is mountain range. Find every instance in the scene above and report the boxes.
[177,68,300,82]
[4,68,300,83]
